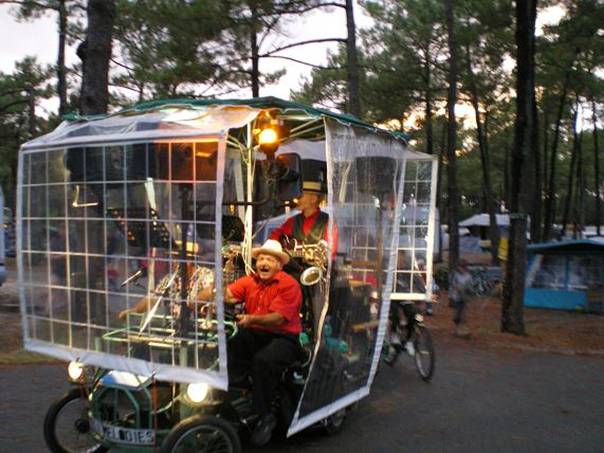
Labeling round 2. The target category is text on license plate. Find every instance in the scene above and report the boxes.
[91,418,155,445]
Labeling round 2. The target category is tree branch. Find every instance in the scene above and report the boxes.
[261,55,341,69]
[0,98,31,113]
[0,0,56,10]
[261,38,346,57]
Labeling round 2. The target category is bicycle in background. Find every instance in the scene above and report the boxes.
[383,300,435,382]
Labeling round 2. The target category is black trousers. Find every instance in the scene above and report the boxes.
[227,327,301,416]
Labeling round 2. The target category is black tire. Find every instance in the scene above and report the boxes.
[159,414,241,453]
[322,408,346,435]
[43,388,107,453]
[413,326,435,382]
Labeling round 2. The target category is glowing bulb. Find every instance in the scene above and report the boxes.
[258,128,278,146]
[186,382,210,403]
[68,361,84,381]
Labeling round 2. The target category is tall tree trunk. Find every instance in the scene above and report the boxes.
[560,103,580,237]
[345,0,361,117]
[502,0,537,336]
[530,61,541,243]
[435,123,447,262]
[445,0,460,271]
[424,56,434,155]
[541,110,549,222]
[465,46,498,264]
[27,89,36,137]
[576,128,584,237]
[543,84,568,240]
[504,143,510,209]
[57,0,68,116]
[250,3,260,98]
[78,0,116,115]
[593,99,601,236]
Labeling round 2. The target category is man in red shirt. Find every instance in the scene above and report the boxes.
[225,239,302,446]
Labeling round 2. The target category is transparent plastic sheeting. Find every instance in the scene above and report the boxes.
[17,138,232,389]
[288,119,407,435]
[22,105,260,150]
[392,153,438,301]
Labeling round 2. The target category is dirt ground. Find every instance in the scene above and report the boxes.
[428,295,604,356]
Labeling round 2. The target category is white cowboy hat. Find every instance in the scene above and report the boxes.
[251,239,290,265]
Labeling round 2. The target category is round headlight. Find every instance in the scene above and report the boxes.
[186,382,210,403]
[68,361,84,381]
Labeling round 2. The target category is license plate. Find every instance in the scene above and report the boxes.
[91,418,155,445]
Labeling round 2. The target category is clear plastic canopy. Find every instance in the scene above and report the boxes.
[17,101,437,431]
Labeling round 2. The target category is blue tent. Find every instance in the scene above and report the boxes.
[525,239,604,313]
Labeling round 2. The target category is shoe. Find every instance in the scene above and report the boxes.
[454,325,472,338]
[250,413,277,447]
[384,345,399,366]
[405,341,415,356]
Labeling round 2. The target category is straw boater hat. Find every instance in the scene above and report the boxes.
[251,239,290,265]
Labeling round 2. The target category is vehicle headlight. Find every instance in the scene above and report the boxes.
[67,361,84,381]
[186,382,210,404]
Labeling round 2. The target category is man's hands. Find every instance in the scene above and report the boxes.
[236,313,254,327]
[118,308,131,320]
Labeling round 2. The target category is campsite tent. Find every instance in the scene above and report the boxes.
[525,239,604,313]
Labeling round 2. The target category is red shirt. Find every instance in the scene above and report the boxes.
[269,208,339,255]
[227,271,302,335]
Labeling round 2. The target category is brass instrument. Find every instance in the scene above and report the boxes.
[294,239,329,287]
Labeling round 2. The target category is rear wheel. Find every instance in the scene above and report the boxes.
[322,408,346,435]
[43,388,107,453]
[160,414,241,453]
[413,326,435,382]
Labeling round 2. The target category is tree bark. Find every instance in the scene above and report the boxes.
[543,78,569,240]
[560,102,580,238]
[541,110,549,217]
[424,56,434,155]
[529,56,541,243]
[502,0,537,336]
[435,123,447,262]
[593,99,601,236]
[465,46,498,264]
[345,0,361,117]
[57,0,68,115]
[250,3,260,98]
[79,0,116,115]
[576,128,584,237]
[445,0,460,271]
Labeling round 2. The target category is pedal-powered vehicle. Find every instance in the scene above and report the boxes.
[17,97,437,452]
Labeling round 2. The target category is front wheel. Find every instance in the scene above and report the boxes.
[159,414,241,453]
[413,326,435,382]
[43,388,107,453]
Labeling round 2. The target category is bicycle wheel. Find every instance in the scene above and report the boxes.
[413,326,435,382]
[44,388,107,453]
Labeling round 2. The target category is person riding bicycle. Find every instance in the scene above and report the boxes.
[384,298,418,365]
